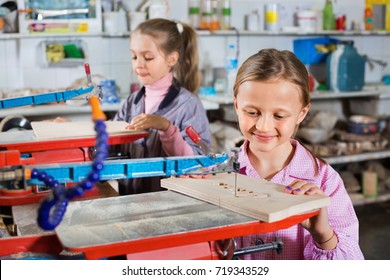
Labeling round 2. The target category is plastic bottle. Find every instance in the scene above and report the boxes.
[225,44,238,96]
[322,0,335,30]
[364,7,374,31]
[200,0,213,30]
[188,0,201,29]
[210,0,220,31]
[202,51,214,86]
[326,40,366,92]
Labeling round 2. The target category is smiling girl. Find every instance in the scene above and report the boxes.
[233,48,364,259]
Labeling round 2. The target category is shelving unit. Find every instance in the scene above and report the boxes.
[1,27,389,207]
[1,29,390,40]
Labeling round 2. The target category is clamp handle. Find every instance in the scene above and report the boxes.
[185,125,201,144]
[84,63,93,87]
[185,125,211,154]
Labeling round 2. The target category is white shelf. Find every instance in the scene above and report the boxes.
[324,150,390,165]
[0,32,102,40]
[200,94,234,105]
[349,192,390,206]
[311,90,381,100]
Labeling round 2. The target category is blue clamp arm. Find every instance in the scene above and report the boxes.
[0,87,94,110]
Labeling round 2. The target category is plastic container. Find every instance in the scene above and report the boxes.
[225,44,238,96]
[264,3,279,31]
[364,7,374,31]
[293,37,338,65]
[188,0,201,29]
[219,0,231,30]
[99,79,120,104]
[200,0,213,30]
[297,10,317,32]
[347,115,385,135]
[326,41,366,92]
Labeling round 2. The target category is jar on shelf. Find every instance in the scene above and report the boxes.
[264,3,279,31]
[200,0,213,30]
[188,0,201,29]
[219,0,231,30]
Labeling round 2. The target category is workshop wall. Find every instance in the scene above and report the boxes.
[0,0,389,96]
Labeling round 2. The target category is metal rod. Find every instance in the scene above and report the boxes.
[233,238,284,257]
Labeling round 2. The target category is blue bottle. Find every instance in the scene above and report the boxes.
[326,40,365,92]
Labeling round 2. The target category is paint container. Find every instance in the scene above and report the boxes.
[264,3,279,31]
[103,11,127,33]
[297,10,317,32]
[245,11,259,31]
[128,11,146,31]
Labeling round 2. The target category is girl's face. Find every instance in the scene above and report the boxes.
[130,32,178,85]
[234,79,310,154]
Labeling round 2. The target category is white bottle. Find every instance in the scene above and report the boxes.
[225,44,238,96]
[203,51,214,86]
[219,0,231,30]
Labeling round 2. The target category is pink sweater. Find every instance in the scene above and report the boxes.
[236,139,364,260]
[144,73,194,156]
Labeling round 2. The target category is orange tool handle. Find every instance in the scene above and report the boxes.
[89,96,106,121]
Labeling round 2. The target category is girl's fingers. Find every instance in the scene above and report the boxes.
[284,181,321,195]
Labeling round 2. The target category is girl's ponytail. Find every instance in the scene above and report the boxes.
[175,22,201,94]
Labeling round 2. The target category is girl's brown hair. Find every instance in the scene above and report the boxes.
[234,48,325,173]
[133,18,201,94]
[233,48,310,106]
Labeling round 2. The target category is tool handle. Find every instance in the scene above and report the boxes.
[84,63,91,75]
[84,63,93,87]
[89,96,106,121]
[185,125,201,144]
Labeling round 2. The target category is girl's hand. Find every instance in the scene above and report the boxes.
[284,180,336,249]
[126,113,170,131]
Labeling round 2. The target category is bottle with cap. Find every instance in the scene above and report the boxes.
[188,0,201,29]
[322,0,335,30]
[225,44,238,96]
[364,6,374,31]
[219,0,231,30]
[200,0,213,30]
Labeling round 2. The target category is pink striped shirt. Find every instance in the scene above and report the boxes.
[235,139,364,260]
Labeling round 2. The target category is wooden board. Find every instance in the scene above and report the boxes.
[31,121,140,140]
[161,173,330,223]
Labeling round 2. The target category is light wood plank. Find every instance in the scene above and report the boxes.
[161,173,330,223]
[31,121,140,140]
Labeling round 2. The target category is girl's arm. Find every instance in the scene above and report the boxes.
[159,123,195,156]
[303,173,364,260]
[159,96,211,156]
